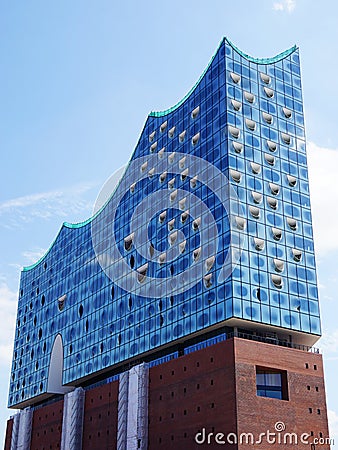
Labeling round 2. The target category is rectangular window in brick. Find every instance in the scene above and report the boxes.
[256,366,288,400]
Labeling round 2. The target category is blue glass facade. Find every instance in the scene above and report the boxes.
[8,38,321,408]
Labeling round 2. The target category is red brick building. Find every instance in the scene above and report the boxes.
[5,336,330,449]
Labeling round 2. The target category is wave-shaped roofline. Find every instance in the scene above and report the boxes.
[149,37,297,118]
[23,37,297,272]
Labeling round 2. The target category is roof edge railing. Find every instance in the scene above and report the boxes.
[228,330,320,354]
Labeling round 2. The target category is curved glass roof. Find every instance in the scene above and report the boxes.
[149,37,297,118]
[23,37,297,272]
[225,37,297,65]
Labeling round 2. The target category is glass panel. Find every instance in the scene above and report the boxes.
[265,373,282,387]
[265,390,282,399]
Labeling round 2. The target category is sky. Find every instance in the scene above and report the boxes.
[1,0,338,445]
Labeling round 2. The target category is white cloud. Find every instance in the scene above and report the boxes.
[22,248,47,265]
[0,182,97,228]
[307,142,338,255]
[328,410,338,444]
[318,329,338,354]
[0,284,17,367]
[273,0,296,12]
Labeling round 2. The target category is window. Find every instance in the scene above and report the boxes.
[266,140,277,152]
[170,189,178,202]
[193,248,201,262]
[169,231,178,246]
[260,72,271,84]
[159,171,167,183]
[149,131,156,142]
[137,263,148,283]
[57,295,66,312]
[168,177,175,189]
[262,112,273,124]
[179,197,187,210]
[265,153,275,166]
[229,125,240,139]
[140,161,148,173]
[272,227,282,241]
[287,217,297,231]
[205,256,215,271]
[192,132,200,145]
[190,176,198,188]
[160,120,167,132]
[168,152,175,163]
[281,132,291,145]
[292,248,302,262]
[245,118,256,131]
[244,91,255,103]
[269,183,280,195]
[282,107,292,119]
[271,274,283,289]
[254,237,265,251]
[287,174,297,187]
[179,240,186,253]
[232,141,243,153]
[231,99,242,111]
[181,168,188,181]
[256,367,288,400]
[249,206,260,219]
[192,217,201,230]
[179,130,186,142]
[250,162,261,174]
[168,219,175,231]
[204,274,213,288]
[124,233,135,251]
[252,191,262,204]
[273,259,284,273]
[150,142,157,152]
[191,106,200,119]
[230,169,241,183]
[230,72,241,83]
[168,126,176,138]
[235,216,246,230]
[267,196,278,210]
[264,87,274,98]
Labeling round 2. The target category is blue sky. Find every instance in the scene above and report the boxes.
[1,0,338,445]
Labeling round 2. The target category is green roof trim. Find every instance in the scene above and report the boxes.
[225,37,297,65]
[22,228,62,272]
[23,37,298,272]
[149,38,225,118]
[23,162,134,272]
[22,213,104,271]
[149,37,297,119]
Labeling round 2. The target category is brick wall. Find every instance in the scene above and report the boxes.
[148,339,237,449]
[82,380,119,450]
[3,337,330,450]
[4,418,13,450]
[234,338,330,450]
[30,399,64,450]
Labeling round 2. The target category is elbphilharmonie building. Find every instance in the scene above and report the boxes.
[5,38,330,450]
